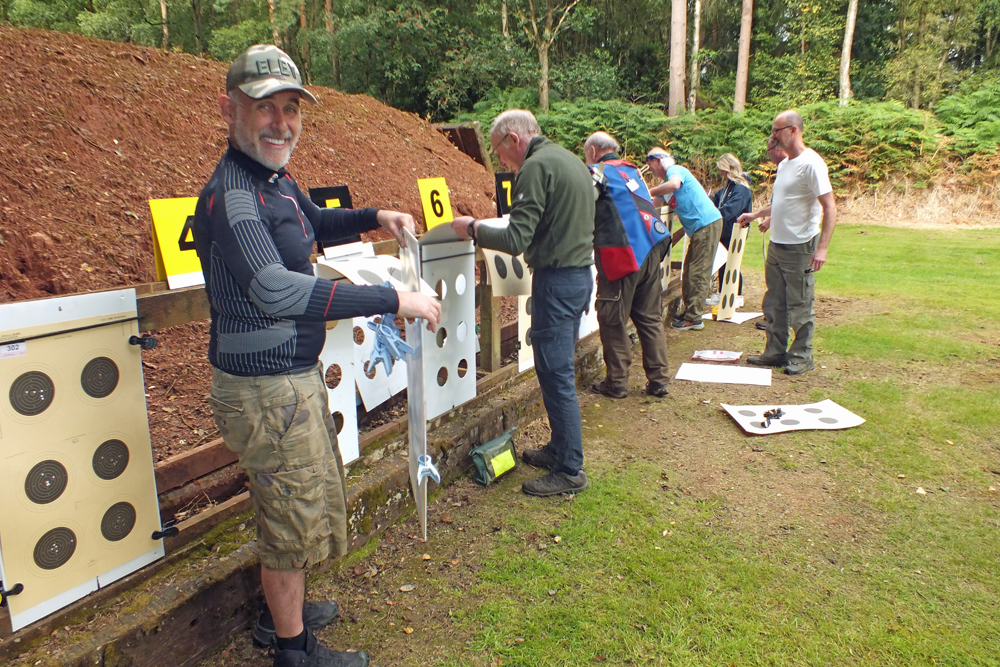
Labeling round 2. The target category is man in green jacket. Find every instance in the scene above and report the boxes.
[453,109,595,496]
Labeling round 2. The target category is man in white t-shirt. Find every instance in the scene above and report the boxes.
[738,110,837,375]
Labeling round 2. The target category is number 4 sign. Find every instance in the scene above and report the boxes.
[417,177,453,230]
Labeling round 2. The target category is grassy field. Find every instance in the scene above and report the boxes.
[203,225,999,667]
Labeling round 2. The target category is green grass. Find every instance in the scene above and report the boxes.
[742,225,1000,363]
[431,225,1000,667]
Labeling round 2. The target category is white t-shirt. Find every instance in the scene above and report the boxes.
[769,148,831,244]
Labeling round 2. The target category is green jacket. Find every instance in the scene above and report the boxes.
[477,136,595,269]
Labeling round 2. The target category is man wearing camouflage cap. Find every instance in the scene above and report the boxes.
[193,44,441,667]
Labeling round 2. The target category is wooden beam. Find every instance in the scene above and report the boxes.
[137,284,210,332]
[154,438,235,494]
[477,260,502,372]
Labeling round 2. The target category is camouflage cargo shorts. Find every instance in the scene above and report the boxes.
[208,362,348,570]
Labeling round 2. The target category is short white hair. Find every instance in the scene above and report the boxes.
[584,131,619,154]
[490,109,541,139]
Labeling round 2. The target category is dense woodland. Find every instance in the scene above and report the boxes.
[5,0,1000,189]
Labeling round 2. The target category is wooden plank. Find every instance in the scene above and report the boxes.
[477,261,502,373]
[164,491,252,553]
[433,121,494,175]
[154,438,235,494]
[137,285,210,332]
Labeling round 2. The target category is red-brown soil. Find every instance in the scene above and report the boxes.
[0,26,498,460]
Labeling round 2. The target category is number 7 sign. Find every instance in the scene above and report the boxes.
[417,177,453,230]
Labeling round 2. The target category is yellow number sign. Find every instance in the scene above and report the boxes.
[148,197,204,289]
[417,177,453,229]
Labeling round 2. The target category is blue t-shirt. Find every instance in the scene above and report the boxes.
[664,165,721,235]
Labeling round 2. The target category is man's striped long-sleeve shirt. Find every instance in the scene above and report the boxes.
[192,145,398,376]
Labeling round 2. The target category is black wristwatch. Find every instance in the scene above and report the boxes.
[467,219,478,244]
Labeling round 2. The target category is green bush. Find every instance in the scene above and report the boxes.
[934,78,1000,155]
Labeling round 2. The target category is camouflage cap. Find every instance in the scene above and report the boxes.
[225,44,318,104]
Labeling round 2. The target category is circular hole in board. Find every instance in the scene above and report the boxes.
[358,269,384,285]
[435,279,447,301]
[437,367,448,386]
[325,364,342,390]
[455,273,467,295]
[493,255,508,280]
[353,326,365,345]
[456,321,468,342]
[457,359,469,378]
[436,327,448,348]
[388,267,403,281]
[525,328,532,346]
[511,257,525,279]
[738,410,756,417]
[363,360,377,380]
[332,411,345,434]
[524,297,532,317]
[804,408,822,414]
[819,417,839,424]
[780,419,800,426]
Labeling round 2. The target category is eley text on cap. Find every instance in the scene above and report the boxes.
[226,44,319,104]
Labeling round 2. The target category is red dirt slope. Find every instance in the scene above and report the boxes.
[0,26,496,303]
[0,27,498,463]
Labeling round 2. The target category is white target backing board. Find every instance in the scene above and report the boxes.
[721,399,865,435]
[517,294,534,373]
[477,217,532,297]
[659,208,673,292]
[419,235,476,420]
[0,290,164,631]
[674,362,772,386]
[578,264,600,340]
[317,319,359,464]
[717,225,750,321]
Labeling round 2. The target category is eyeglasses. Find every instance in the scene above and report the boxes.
[490,133,512,155]
[770,125,794,136]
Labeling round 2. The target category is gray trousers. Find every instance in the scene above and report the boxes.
[682,219,723,321]
[595,248,670,391]
[762,235,818,364]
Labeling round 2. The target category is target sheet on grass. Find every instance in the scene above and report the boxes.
[675,362,771,386]
[721,399,865,435]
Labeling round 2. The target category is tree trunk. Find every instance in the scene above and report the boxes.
[325,0,339,86]
[160,0,168,50]
[190,0,203,54]
[502,0,510,41]
[733,0,753,112]
[268,0,280,47]
[539,43,550,111]
[299,0,310,83]
[913,9,926,109]
[987,25,994,62]
[687,0,701,113]
[668,0,686,116]
[838,0,858,106]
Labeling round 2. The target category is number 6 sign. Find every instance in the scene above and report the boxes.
[417,177,453,230]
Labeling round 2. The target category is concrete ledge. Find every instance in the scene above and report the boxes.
[4,329,608,667]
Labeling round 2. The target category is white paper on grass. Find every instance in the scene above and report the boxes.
[703,311,763,324]
[721,399,865,435]
[691,350,742,362]
[674,362,771,386]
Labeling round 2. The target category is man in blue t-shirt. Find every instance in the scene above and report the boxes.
[646,149,722,329]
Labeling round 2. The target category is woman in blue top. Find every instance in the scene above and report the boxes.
[709,153,753,296]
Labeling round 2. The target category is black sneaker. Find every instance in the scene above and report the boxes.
[755,320,767,331]
[646,382,669,397]
[254,600,340,648]
[591,381,627,399]
[746,354,787,367]
[273,628,369,667]
[522,470,589,497]
[522,446,557,470]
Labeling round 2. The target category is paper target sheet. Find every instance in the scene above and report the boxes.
[721,399,865,435]
[674,362,772,386]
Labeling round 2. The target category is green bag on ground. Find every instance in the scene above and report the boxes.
[470,428,518,486]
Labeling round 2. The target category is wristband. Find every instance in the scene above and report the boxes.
[467,219,478,244]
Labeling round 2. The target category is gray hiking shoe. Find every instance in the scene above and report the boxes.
[273,629,369,667]
[522,470,589,497]
[254,600,340,647]
[522,446,557,470]
[746,354,787,367]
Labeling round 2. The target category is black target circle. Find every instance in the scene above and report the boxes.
[101,502,136,542]
[93,439,130,480]
[25,460,68,504]
[10,371,55,416]
[81,357,119,398]
[33,527,77,570]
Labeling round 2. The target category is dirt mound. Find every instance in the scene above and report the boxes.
[0,26,496,302]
